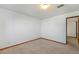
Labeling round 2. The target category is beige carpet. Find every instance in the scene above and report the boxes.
[0,39,79,54]
[67,37,79,48]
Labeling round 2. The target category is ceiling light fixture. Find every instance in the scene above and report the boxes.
[40,4,50,10]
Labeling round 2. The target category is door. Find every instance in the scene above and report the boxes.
[66,17,79,48]
[77,18,79,44]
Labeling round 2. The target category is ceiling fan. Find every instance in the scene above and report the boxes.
[40,4,64,10]
[57,4,64,8]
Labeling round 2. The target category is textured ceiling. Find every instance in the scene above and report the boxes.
[0,4,79,19]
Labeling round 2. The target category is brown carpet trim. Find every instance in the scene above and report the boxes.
[39,37,66,45]
[0,38,40,50]
[67,36,77,38]
[0,37,66,50]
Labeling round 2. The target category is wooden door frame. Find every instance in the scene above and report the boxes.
[66,16,79,44]
[77,17,79,44]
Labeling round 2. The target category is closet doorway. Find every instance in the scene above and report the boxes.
[66,16,79,48]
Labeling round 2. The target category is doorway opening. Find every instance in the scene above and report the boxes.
[66,16,79,48]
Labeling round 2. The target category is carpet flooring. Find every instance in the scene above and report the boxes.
[67,37,79,48]
[0,39,79,54]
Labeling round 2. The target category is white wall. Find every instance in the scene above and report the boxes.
[67,18,78,37]
[0,8,40,48]
[67,22,76,37]
[41,11,79,43]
